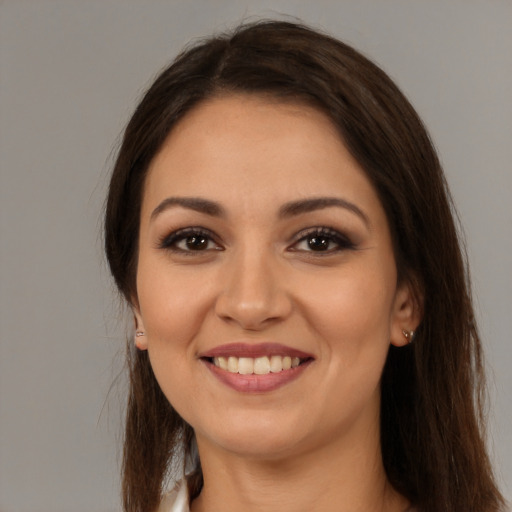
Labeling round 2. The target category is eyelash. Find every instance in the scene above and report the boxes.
[290,227,356,254]
[157,227,222,254]
[157,226,355,255]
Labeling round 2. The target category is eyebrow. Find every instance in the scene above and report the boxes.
[151,195,370,227]
[151,197,225,220]
[279,197,370,228]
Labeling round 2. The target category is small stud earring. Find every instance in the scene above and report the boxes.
[134,331,147,350]
[402,329,415,344]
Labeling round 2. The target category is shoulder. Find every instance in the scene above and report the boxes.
[158,478,190,512]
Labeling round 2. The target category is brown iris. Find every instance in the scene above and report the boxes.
[186,235,208,250]
[307,235,330,251]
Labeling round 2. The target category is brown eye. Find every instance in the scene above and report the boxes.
[307,235,331,251]
[158,228,222,253]
[290,227,356,254]
[185,234,209,250]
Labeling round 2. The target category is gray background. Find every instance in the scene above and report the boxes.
[0,1,510,511]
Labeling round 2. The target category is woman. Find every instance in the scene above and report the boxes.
[104,21,505,512]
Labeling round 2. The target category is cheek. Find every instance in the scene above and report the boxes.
[136,262,212,344]
[135,264,216,410]
[299,260,396,360]
[137,269,212,422]
[308,270,394,338]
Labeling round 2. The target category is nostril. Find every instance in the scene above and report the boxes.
[214,292,293,331]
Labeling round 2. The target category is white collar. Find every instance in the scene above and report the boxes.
[158,478,189,512]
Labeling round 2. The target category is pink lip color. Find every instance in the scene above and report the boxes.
[199,343,315,393]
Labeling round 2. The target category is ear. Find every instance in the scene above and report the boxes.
[132,306,148,351]
[390,279,423,347]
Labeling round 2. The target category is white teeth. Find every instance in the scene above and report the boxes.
[253,356,270,375]
[269,355,283,373]
[212,355,305,374]
[238,357,254,375]
[217,357,228,370]
[227,356,238,373]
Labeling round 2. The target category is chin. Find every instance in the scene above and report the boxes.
[194,414,312,460]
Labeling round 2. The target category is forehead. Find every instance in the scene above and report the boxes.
[142,94,381,217]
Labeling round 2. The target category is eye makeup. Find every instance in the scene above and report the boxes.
[289,226,357,254]
[157,226,222,253]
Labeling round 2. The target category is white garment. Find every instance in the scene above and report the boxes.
[158,479,189,512]
[157,478,419,512]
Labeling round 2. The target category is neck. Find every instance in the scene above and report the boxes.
[191,422,408,512]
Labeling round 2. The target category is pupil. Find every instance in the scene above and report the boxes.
[186,235,208,250]
[308,236,329,251]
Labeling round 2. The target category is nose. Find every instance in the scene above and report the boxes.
[214,246,292,331]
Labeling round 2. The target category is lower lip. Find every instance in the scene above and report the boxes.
[203,359,312,393]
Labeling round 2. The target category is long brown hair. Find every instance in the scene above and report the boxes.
[104,21,505,512]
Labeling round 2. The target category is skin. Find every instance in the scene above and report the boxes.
[134,95,420,512]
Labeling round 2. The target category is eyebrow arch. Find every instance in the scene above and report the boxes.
[151,197,225,220]
[279,197,370,228]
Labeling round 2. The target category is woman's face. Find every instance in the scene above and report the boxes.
[135,95,416,460]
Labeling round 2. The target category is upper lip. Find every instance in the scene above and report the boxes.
[198,342,315,360]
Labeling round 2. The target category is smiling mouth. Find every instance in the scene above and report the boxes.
[205,355,310,375]
[200,344,314,392]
